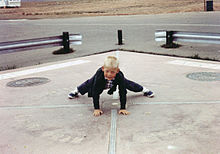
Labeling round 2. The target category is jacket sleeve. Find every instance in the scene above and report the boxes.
[93,94,100,109]
[118,71,127,110]
[119,92,126,109]
[78,68,102,97]
[92,68,103,109]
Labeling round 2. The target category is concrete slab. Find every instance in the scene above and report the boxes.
[0,51,220,154]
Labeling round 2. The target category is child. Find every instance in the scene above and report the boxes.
[68,56,154,116]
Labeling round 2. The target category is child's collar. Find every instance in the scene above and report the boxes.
[105,77,115,81]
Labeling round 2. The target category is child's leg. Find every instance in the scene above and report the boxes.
[77,79,91,95]
[124,78,143,92]
[68,79,90,99]
[124,78,154,97]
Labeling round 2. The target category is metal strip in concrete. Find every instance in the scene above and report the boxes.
[2,101,219,110]
[0,60,90,80]
[168,60,220,70]
[0,104,92,110]
[133,101,220,105]
[108,109,117,154]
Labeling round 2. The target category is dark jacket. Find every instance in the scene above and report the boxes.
[77,67,127,109]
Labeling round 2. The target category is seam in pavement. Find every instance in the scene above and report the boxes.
[1,100,220,110]
[133,101,220,105]
[108,109,117,154]
[0,104,92,110]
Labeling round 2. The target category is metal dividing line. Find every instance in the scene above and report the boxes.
[133,101,220,105]
[108,109,117,154]
[0,104,92,110]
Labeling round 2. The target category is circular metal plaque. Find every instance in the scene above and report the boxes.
[7,77,50,87]
[186,72,220,81]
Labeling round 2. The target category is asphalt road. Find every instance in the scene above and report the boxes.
[0,11,220,70]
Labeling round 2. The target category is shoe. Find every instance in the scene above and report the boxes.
[144,91,154,98]
[68,92,79,99]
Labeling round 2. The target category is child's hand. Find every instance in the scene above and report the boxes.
[119,110,130,115]
[93,109,103,116]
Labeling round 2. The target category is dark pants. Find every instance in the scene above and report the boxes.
[124,78,143,92]
[78,78,143,95]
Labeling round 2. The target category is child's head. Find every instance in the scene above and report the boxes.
[102,56,119,80]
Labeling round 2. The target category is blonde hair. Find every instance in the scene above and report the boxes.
[103,56,119,69]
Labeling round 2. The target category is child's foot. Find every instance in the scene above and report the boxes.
[144,91,154,98]
[68,92,79,99]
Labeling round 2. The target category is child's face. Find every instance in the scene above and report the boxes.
[102,66,119,80]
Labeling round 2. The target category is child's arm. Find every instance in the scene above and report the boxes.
[93,95,103,116]
[119,91,130,115]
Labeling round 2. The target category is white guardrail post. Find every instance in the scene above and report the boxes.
[155,30,220,46]
[0,32,82,54]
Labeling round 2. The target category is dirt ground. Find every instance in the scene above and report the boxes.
[0,0,220,20]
